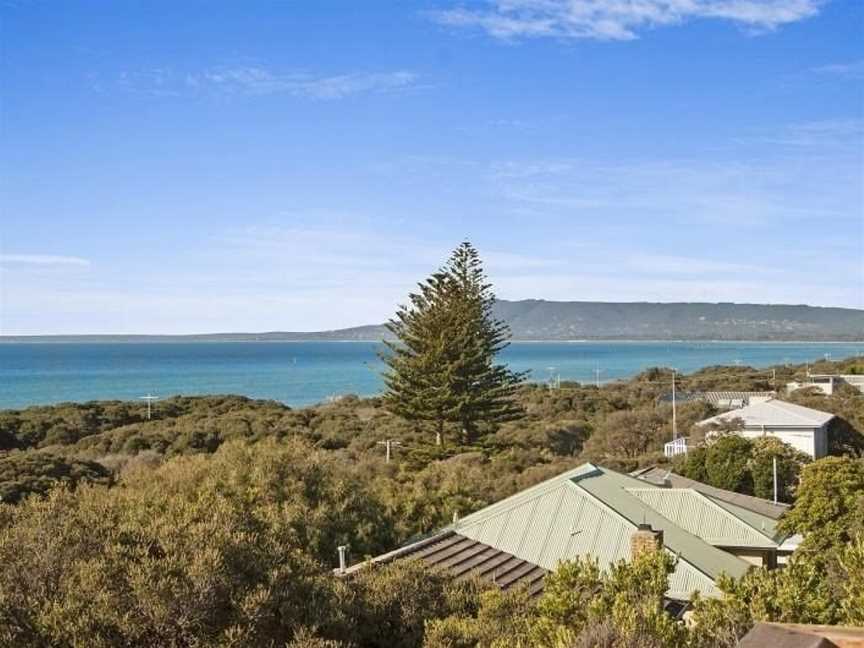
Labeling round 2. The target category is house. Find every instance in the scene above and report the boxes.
[697,399,834,459]
[787,374,864,396]
[344,463,793,605]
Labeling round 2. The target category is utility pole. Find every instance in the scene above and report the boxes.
[546,367,560,390]
[671,369,678,440]
[377,439,402,463]
[772,456,778,504]
[772,368,776,389]
[140,394,159,420]
[594,363,602,388]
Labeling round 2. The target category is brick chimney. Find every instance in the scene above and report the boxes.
[631,523,664,558]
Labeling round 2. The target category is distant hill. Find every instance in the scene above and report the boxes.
[491,301,864,341]
[3,301,862,342]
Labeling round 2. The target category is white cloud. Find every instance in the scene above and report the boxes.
[109,66,419,100]
[189,67,418,99]
[0,254,90,267]
[433,0,826,41]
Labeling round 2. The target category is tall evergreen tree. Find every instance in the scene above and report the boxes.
[381,242,526,444]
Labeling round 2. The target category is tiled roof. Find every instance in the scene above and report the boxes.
[630,466,790,520]
[699,399,834,428]
[737,623,864,648]
[380,530,548,596]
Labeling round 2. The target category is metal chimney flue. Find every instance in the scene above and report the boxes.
[337,545,349,574]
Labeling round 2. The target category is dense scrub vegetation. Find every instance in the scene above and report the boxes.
[1,440,861,647]
[673,435,811,503]
[1,355,863,645]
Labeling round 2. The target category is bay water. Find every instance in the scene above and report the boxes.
[0,341,861,410]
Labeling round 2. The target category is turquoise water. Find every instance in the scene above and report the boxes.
[0,341,861,410]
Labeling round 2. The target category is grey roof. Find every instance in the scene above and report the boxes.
[699,399,834,428]
[631,466,790,520]
[659,391,776,408]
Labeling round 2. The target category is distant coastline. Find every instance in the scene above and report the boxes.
[2,300,862,343]
[2,337,863,344]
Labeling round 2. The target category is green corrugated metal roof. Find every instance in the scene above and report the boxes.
[572,468,749,587]
[625,488,780,548]
[630,467,790,520]
[452,463,751,600]
[705,495,785,544]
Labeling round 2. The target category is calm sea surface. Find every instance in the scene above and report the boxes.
[0,341,861,410]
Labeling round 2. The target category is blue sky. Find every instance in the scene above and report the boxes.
[1,0,862,334]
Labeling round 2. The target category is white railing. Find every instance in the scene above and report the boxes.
[664,437,689,458]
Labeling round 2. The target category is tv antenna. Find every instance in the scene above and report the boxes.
[139,394,159,420]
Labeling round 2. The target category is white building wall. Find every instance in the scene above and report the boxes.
[739,427,819,458]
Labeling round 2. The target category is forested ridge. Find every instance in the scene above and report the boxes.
[4,300,862,343]
[1,355,863,646]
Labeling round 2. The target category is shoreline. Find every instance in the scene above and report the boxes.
[1,338,863,345]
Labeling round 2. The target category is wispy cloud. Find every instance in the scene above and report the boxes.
[0,254,91,267]
[628,254,770,276]
[432,0,826,41]
[487,148,857,228]
[109,65,419,100]
[117,68,182,97]
[811,60,864,80]
[188,67,418,99]
[484,117,862,230]
[751,118,864,149]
